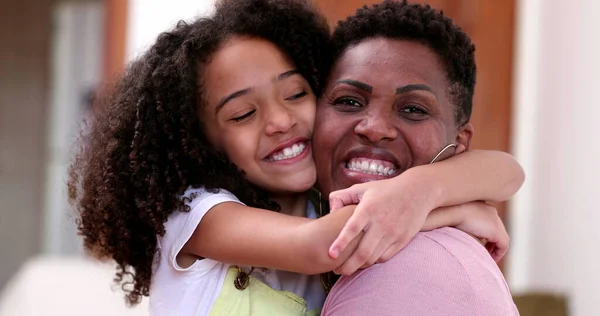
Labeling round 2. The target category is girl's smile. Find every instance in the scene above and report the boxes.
[202,37,317,195]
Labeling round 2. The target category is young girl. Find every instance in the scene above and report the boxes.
[68,0,522,315]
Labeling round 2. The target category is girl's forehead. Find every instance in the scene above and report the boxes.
[207,38,292,81]
[203,38,295,100]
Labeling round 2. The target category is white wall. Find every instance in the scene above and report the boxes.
[43,1,104,256]
[509,0,600,315]
[126,0,217,62]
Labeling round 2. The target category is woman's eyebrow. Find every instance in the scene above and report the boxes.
[396,84,438,101]
[396,84,434,95]
[334,79,373,93]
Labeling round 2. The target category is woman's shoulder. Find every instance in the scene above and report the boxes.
[418,227,489,259]
[324,228,517,315]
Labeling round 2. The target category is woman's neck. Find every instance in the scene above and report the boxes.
[271,192,308,217]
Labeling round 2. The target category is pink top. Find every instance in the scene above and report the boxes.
[322,227,519,316]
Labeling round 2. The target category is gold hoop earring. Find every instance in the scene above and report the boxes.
[429,144,457,164]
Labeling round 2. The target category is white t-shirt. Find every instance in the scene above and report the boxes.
[149,187,326,316]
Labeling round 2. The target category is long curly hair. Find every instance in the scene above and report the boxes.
[67,0,330,305]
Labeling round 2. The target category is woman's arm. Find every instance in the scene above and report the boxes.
[181,203,361,275]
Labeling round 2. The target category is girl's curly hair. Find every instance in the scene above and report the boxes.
[68,0,330,305]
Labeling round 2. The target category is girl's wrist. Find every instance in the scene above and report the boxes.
[401,165,445,211]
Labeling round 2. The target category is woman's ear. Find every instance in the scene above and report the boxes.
[455,122,474,152]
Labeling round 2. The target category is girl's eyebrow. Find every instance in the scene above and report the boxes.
[274,69,300,83]
[216,69,300,114]
[215,88,252,114]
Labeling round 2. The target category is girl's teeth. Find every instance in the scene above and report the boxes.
[268,142,306,161]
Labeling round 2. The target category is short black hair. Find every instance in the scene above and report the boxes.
[330,0,476,125]
[68,0,330,305]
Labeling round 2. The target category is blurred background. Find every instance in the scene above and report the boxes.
[0,0,597,315]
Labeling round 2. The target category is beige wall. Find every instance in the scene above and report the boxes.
[0,0,58,288]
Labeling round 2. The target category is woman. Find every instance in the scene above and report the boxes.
[314,1,520,315]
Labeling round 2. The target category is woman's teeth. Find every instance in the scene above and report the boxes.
[267,142,306,161]
[346,158,396,176]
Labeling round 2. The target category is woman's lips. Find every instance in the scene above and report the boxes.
[340,157,399,184]
[345,157,397,176]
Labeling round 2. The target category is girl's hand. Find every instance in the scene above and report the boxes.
[327,149,523,275]
[328,170,438,275]
[424,202,509,262]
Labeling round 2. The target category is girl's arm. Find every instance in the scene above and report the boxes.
[181,203,359,275]
[180,196,508,276]
[326,150,524,274]
[422,201,508,262]
[412,150,525,206]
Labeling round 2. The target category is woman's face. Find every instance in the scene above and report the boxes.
[313,38,473,196]
[202,37,317,194]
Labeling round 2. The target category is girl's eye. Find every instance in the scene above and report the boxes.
[334,97,363,108]
[285,91,308,101]
[230,110,256,122]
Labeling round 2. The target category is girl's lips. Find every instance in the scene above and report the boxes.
[265,141,309,162]
[264,142,311,166]
[263,136,310,159]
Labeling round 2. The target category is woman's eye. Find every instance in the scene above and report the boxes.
[285,91,308,101]
[399,106,428,118]
[230,110,256,122]
[334,97,363,108]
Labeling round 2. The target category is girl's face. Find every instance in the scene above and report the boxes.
[202,37,317,195]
